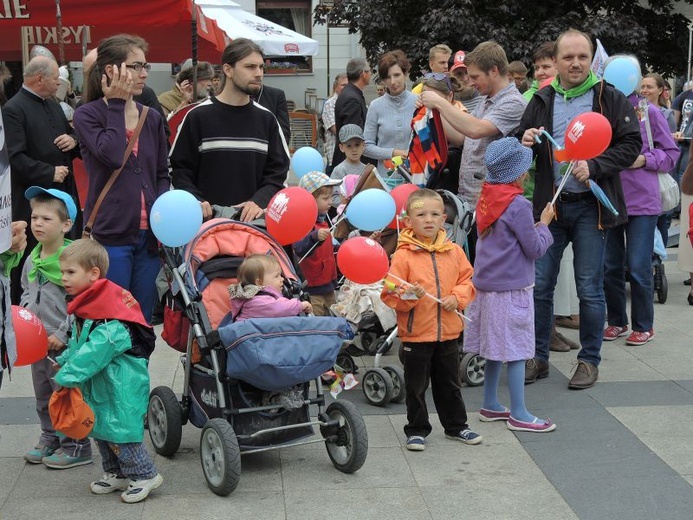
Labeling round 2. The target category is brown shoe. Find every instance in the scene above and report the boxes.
[555,331,579,350]
[525,358,549,384]
[555,314,580,330]
[549,330,570,352]
[568,361,598,389]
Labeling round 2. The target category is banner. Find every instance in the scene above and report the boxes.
[0,110,12,253]
[591,39,609,79]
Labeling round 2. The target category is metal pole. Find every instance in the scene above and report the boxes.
[326,24,331,97]
[686,22,693,87]
[192,0,198,101]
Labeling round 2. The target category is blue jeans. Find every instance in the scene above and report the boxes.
[534,198,606,366]
[604,215,658,333]
[103,230,160,323]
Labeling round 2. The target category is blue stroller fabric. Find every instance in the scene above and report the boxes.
[218,316,354,391]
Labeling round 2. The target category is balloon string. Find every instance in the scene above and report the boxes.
[297,214,346,264]
[550,160,576,206]
[384,273,471,322]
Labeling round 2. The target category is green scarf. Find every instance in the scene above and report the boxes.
[28,240,72,285]
[551,71,600,100]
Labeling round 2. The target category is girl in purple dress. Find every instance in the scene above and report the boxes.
[463,137,556,433]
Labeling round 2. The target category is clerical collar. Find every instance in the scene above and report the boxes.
[21,85,44,100]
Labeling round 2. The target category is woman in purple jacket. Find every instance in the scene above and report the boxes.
[73,35,170,323]
[603,86,680,346]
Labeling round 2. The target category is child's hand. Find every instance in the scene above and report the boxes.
[440,295,458,312]
[539,202,555,226]
[317,228,331,242]
[369,230,382,242]
[301,301,313,314]
[408,283,426,299]
[47,334,65,351]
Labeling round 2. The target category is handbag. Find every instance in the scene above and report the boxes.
[48,386,95,440]
[82,106,149,239]
[640,99,681,213]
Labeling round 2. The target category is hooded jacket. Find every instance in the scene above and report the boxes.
[517,81,642,229]
[228,284,303,321]
[381,229,475,343]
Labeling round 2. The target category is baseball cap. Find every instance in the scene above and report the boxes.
[298,171,342,194]
[485,137,533,184]
[339,124,365,144]
[25,186,77,222]
[450,51,467,73]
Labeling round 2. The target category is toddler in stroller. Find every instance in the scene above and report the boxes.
[152,218,368,496]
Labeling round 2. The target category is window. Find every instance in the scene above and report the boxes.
[257,0,312,73]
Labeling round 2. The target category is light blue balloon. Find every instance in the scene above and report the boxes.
[603,56,641,96]
[150,190,203,247]
[345,189,396,231]
[291,147,324,178]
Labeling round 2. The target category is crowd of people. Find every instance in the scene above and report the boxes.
[1,26,692,500]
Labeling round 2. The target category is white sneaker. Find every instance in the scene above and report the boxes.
[121,473,163,503]
[90,473,130,494]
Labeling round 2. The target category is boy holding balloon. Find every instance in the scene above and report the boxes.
[294,171,342,316]
[381,188,481,452]
[20,187,93,468]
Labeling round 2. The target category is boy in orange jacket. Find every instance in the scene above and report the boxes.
[381,188,480,451]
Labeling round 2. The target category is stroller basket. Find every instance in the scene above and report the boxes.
[219,316,354,391]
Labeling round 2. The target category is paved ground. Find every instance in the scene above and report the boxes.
[1,247,693,520]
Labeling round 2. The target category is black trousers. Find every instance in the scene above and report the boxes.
[402,339,468,437]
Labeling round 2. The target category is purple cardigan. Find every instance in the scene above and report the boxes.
[473,196,553,292]
[230,286,303,321]
[620,96,680,216]
[73,98,170,245]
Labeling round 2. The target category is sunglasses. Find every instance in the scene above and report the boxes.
[125,62,151,72]
[424,72,453,91]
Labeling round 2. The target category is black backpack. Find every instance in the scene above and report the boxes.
[125,322,156,360]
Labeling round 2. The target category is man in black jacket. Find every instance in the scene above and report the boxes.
[332,57,371,168]
[518,29,641,390]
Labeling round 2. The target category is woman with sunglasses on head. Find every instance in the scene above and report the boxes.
[73,34,170,323]
[363,50,418,172]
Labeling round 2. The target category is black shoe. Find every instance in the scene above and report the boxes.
[685,278,691,286]
[688,293,693,306]
[525,358,549,384]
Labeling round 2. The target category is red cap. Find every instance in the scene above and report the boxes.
[450,51,467,72]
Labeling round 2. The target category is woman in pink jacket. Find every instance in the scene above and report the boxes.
[228,254,312,320]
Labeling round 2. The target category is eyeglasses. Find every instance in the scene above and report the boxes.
[125,62,151,72]
[424,72,453,92]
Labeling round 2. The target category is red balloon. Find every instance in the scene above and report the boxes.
[337,237,390,284]
[564,112,613,161]
[387,184,419,229]
[554,148,570,163]
[265,187,318,246]
[12,306,48,367]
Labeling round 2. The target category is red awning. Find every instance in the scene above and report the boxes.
[0,0,228,62]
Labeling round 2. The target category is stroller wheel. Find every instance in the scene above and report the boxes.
[336,352,357,374]
[360,332,380,356]
[147,386,183,457]
[460,353,486,387]
[362,368,394,407]
[382,365,406,403]
[200,418,241,496]
[323,400,368,474]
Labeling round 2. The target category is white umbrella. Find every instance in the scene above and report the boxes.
[197,0,319,57]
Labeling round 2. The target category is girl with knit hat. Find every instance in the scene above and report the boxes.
[463,137,557,433]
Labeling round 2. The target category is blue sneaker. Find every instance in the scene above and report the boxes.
[406,435,426,451]
[445,428,483,445]
[42,449,93,469]
[24,444,56,464]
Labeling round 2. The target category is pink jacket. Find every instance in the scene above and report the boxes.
[229,285,303,321]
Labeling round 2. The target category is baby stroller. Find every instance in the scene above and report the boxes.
[149,219,369,496]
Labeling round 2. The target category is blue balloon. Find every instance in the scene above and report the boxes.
[150,190,203,247]
[291,147,324,178]
[603,56,641,95]
[345,189,396,231]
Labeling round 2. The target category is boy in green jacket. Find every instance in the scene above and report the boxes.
[54,239,162,504]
